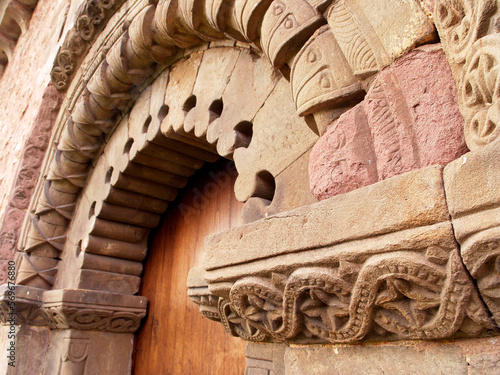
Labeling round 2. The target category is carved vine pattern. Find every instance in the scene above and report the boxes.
[209,251,494,343]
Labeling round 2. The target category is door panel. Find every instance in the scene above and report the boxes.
[133,158,246,374]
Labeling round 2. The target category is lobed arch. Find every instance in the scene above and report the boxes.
[0,0,499,373]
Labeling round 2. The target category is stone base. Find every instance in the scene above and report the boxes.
[246,338,500,375]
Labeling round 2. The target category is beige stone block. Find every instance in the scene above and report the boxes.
[260,0,326,68]
[207,48,281,157]
[443,142,500,226]
[290,27,363,116]
[161,50,203,135]
[444,142,500,324]
[183,47,241,139]
[242,148,318,223]
[283,343,468,375]
[206,165,449,270]
[43,330,134,375]
[233,78,318,202]
[327,0,435,80]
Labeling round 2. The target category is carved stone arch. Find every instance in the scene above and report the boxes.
[1,0,500,373]
[52,42,318,297]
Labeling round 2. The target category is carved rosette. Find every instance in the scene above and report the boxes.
[434,0,500,149]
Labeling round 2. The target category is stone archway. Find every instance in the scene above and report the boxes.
[0,0,499,373]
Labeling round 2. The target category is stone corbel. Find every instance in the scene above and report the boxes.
[190,165,497,343]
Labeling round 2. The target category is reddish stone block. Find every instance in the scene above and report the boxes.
[309,104,378,200]
[0,206,25,259]
[310,44,468,200]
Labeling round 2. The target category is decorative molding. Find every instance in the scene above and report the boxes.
[198,166,496,343]
[8,0,499,351]
[50,0,125,91]
[0,285,146,333]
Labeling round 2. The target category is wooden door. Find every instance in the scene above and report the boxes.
[133,158,246,374]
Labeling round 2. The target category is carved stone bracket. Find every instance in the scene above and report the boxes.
[193,166,496,343]
[0,285,146,333]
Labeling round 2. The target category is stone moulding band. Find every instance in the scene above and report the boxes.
[0,285,146,333]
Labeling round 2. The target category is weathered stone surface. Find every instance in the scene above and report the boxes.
[260,0,326,68]
[309,103,378,200]
[183,47,240,139]
[43,330,134,375]
[310,44,468,200]
[283,343,469,374]
[327,0,435,80]
[206,165,449,270]
[290,26,363,116]
[0,325,51,375]
[207,47,281,157]
[241,148,318,223]
[233,78,318,202]
[444,142,500,325]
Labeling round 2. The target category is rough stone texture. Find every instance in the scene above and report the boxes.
[43,330,134,375]
[0,0,67,221]
[327,0,436,80]
[206,165,449,270]
[310,44,468,200]
[0,84,63,282]
[0,325,52,375]
[283,338,500,375]
[233,78,318,203]
[246,338,500,375]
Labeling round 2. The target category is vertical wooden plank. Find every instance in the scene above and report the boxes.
[133,158,246,374]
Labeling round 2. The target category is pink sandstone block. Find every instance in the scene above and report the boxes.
[310,44,468,200]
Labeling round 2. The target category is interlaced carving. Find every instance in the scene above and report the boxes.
[50,0,124,90]
[210,251,494,343]
[434,0,500,149]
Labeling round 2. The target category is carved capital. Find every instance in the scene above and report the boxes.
[0,286,147,333]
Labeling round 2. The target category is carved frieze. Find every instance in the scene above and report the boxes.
[51,0,125,91]
[200,166,495,343]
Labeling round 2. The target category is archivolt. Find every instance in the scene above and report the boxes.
[16,1,330,290]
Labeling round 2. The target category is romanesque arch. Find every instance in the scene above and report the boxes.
[1,0,499,373]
